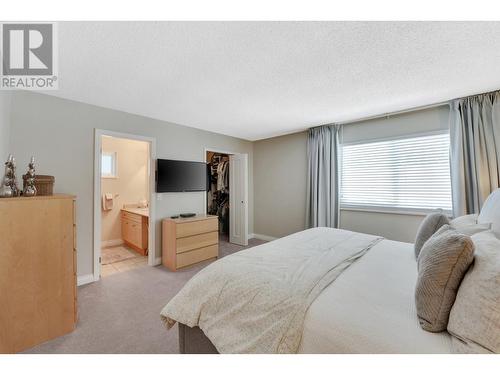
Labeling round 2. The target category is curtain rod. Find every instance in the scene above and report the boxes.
[310,88,500,130]
[309,100,451,131]
[338,100,451,126]
[338,88,500,126]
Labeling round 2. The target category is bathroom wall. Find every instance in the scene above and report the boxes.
[101,136,149,245]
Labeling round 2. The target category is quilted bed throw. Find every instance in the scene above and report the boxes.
[160,227,382,353]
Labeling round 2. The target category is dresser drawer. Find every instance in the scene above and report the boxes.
[176,245,218,269]
[176,231,218,254]
[176,219,218,238]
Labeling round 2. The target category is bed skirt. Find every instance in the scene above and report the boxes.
[178,324,219,354]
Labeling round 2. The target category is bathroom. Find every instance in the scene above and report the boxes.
[100,135,150,277]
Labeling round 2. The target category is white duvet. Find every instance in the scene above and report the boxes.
[299,238,453,353]
[161,227,382,353]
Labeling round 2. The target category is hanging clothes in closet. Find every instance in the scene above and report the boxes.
[207,153,229,234]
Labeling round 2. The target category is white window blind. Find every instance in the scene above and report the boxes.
[341,132,452,213]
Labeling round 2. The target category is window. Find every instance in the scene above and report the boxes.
[101,152,117,178]
[341,132,452,213]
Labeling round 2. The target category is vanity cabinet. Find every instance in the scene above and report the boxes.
[121,209,148,255]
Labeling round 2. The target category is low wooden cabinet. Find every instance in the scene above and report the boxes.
[121,209,148,255]
[0,194,77,353]
[162,215,219,271]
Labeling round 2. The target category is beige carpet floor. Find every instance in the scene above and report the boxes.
[23,237,267,354]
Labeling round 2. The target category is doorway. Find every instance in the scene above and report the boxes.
[93,130,157,282]
[205,149,248,247]
[207,152,230,243]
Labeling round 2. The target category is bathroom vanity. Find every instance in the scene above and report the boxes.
[121,207,149,255]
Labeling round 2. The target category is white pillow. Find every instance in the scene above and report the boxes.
[447,230,500,353]
[450,214,478,227]
[478,189,500,237]
[450,214,491,236]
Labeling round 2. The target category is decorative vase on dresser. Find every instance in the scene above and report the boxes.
[0,194,78,353]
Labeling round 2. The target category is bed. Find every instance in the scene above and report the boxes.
[160,189,500,354]
[160,226,457,354]
[172,236,452,354]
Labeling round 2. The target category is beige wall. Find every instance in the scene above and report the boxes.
[254,131,307,238]
[0,92,12,161]
[339,210,426,243]
[9,91,254,278]
[101,136,149,243]
[253,105,450,242]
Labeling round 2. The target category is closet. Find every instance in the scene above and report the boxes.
[207,152,229,238]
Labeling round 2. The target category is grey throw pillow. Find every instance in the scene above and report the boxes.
[414,213,450,258]
[415,225,475,332]
[447,230,500,353]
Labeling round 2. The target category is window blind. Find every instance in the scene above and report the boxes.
[341,132,452,212]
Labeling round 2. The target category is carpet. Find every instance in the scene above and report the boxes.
[23,237,267,354]
[101,246,139,265]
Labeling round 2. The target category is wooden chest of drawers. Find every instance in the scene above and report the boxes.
[0,194,77,353]
[162,215,219,271]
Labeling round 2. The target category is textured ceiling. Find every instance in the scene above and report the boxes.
[45,21,500,140]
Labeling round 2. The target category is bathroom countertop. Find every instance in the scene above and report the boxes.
[121,207,149,218]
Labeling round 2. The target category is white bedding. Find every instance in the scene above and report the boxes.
[161,227,382,353]
[298,238,453,353]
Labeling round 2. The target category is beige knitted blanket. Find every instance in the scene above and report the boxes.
[161,227,382,353]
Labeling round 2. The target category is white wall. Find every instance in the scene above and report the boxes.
[9,91,254,277]
[0,92,12,162]
[253,105,450,242]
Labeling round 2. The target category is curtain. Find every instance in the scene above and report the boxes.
[450,91,500,217]
[306,124,342,228]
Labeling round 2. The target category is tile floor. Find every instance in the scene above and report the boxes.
[100,245,148,277]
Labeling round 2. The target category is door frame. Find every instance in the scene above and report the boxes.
[93,129,157,282]
[204,148,249,244]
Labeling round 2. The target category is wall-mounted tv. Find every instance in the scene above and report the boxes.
[156,159,208,193]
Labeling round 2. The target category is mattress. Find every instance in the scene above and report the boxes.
[298,238,453,353]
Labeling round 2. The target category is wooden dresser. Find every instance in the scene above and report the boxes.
[121,208,149,255]
[162,215,219,271]
[0,194,77,353]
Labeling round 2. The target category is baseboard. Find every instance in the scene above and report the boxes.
[77,274,95,286]
[101,239,123,248]
[154,256,162,266]
[251,233,278,242]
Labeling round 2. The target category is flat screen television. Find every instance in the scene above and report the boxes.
[156,159,208,192]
